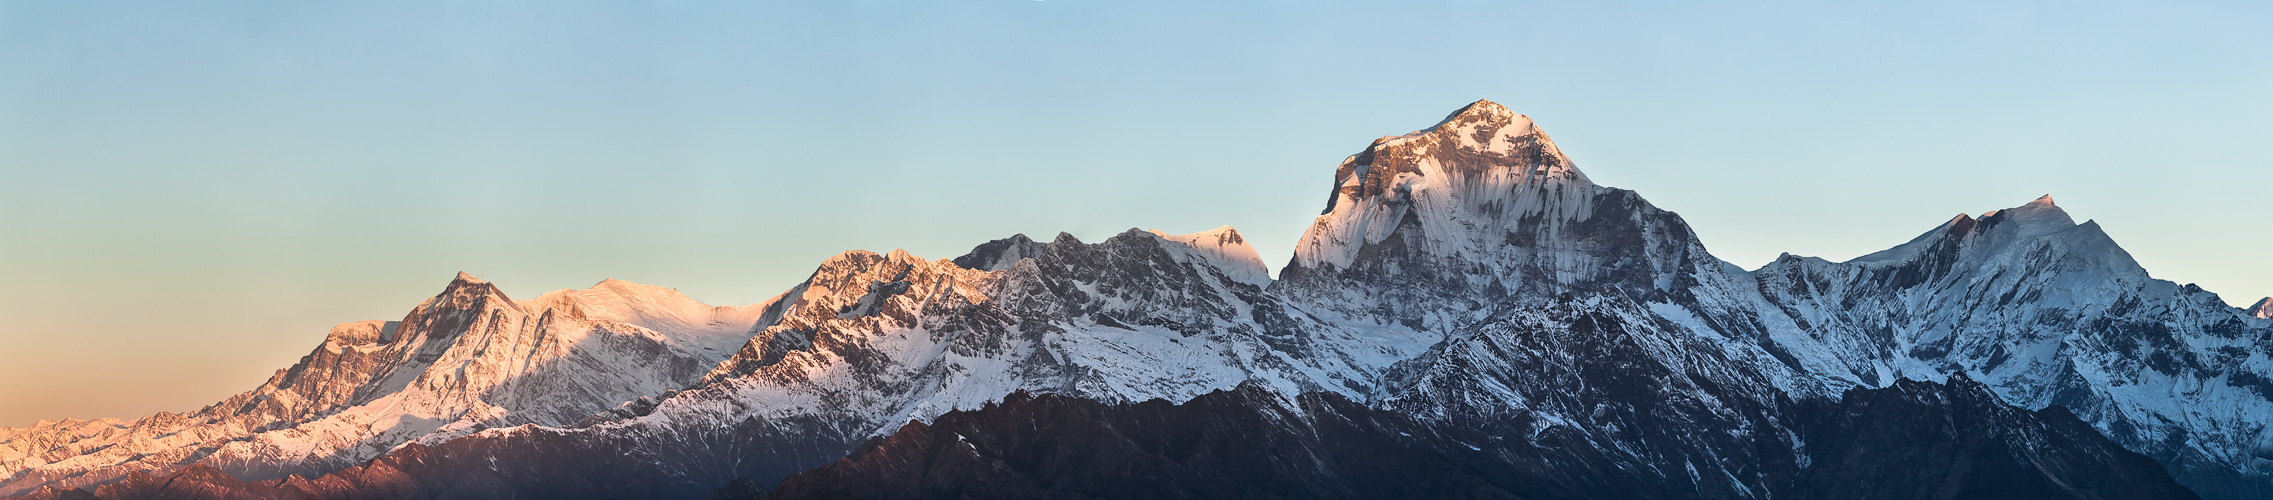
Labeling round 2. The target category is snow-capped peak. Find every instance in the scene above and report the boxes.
[1432,98,1519,130]
[17,100,2273,500]
[1292,99,1599,273]
[951,234,1051,272]
[1850,196,2088,267]
[1979,194,2076,238]
[424,271,521,316]
[519,278,771,353]
[2250,297,2273,319]
[1147,226,1271,286]
[0,269,781,496]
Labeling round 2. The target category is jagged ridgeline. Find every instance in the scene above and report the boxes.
[6,100,2267,500]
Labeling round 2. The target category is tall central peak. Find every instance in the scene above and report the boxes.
[1278,99,1709,328]
[1432,98,1520,130]
[1972,194,2078,241]
[424,271,521,316]
[1292,99,1605,275]
[1328,99,1587,209]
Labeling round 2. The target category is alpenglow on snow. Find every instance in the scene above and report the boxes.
[4,99,2266,500]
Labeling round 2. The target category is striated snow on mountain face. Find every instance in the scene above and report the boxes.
[628,227,1434,444]
[1276,100,1732,335]
[7,99,2265,500]
[0,273,772,496]
[165,228,1453,499]
[1275,102,2273,498]
[1284,100,1596,283]
[2250,297,2272,320]
[108,100,1886,497]
[1747,194,2273,498]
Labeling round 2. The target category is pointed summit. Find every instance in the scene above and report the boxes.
[1982,194,2064,217]
[1431,98,1518,129]
[952,233,1053,271]
[427,270,517,314]
[1317,99,1587,214]
[1981,194,2076,238]
[441,271,502,299]
[2250,297,2273,320]
[1854,195,2094,266]
[1282,99,1716,328]
[1148,226,1271,286]
[1293,99,1606,274]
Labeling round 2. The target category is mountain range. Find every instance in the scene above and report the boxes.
[4,99,2267,499]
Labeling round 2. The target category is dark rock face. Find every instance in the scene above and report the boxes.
[19,415,856,500]
[951,233,1053,272]
[1786,377,2197,500]
[755,380,2193,500]
[26,466,262,500]
[755,386,1530,500]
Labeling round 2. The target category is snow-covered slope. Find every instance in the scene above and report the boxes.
[1747,195,2273,498]
[1276,100,1733,335]
[2249,297,2272,320]
[1270,102,2273,498]
[205,229,1446,498]
[267,100,1853,497]
[1148,226,1271,286]
[0,274,771,496]
[9,99,2267,500]
[644,228,1434,443]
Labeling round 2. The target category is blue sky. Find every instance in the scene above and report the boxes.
[2,0,2267,426]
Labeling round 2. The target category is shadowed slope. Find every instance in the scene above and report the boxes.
[756,379,2193,500]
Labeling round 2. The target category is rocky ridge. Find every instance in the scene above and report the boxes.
[0,275,770,496]
[6,99,2267,499]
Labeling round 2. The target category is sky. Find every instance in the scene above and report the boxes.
[1,0,2267,427]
